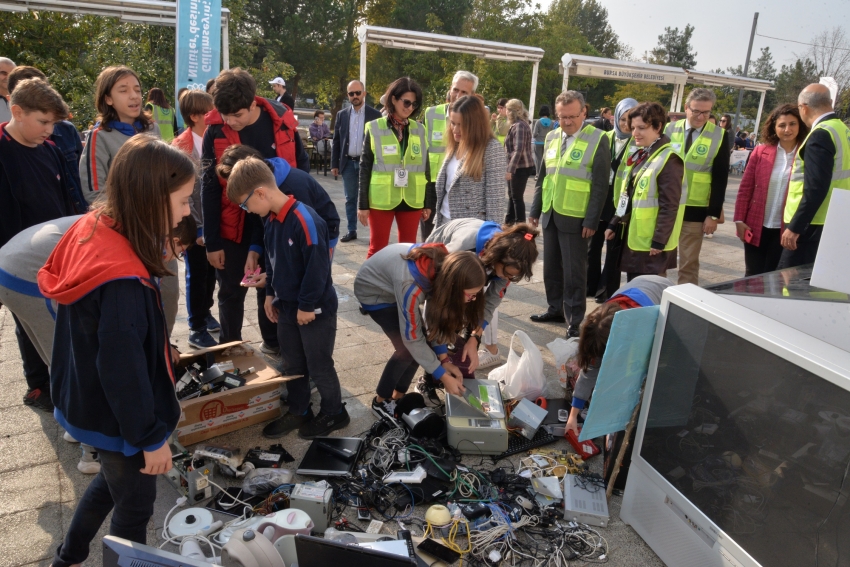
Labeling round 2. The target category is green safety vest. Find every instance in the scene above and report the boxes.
[783,118,850,226]
[664,119,724,207]
[149,104,175,142]
[628,143,688,252]
[367,117,427,210]
[605,130,637,208]
[424,103,448,178]
[541,125,604,218]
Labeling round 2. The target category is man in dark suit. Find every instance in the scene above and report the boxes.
[529,91,611,337]
[332,80,381,242]
[780,83,850,267]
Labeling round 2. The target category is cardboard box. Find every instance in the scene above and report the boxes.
[174,341,298,445]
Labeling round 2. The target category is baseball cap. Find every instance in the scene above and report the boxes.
[269,77,286,86]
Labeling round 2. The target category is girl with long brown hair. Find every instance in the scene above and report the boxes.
[354,243,486,417]
[432,94,506,228]
[39,135,195,567]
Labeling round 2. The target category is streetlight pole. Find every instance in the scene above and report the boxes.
[733,12,759,132]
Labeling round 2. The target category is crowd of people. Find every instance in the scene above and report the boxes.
[0,53,848,566]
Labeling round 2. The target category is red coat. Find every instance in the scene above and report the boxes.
[172,128,194,156]
[204,97,300,243]
[734,143,795,247]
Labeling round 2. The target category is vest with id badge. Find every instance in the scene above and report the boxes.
[620,143,688,252]
[664,119,723,208]
[605,130,638,208]
[367,117,427,210]
[541,125,604,218]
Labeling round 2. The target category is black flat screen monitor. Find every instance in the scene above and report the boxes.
[294,534,415,567]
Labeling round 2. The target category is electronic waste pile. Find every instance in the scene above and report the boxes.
[149,377,615,567]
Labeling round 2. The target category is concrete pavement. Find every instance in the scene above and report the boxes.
[0,168,747,566]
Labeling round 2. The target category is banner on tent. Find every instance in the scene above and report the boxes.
[175,0,222,95]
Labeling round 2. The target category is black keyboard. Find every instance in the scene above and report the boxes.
[494,429,558,460]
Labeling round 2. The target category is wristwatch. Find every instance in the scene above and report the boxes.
[710,216,719,221]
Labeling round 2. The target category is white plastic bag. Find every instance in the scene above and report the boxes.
[490,330,545,401]
[546,337,580,389]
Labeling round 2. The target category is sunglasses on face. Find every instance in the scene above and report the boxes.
[348,90,362,97]
[399,98,419,109]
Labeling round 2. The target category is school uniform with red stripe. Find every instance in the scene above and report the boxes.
[264,196,336,314]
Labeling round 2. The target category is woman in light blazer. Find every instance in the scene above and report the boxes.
[431,95,507,228]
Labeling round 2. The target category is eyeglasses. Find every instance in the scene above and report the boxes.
[720,118,728,123]
[687,107,712,118]
[348,90,362,97]
[238,188,256,211]
[557,114,583,122]
[464,291,479,302]
[399,98,419,109]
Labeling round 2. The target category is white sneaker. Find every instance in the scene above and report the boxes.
[477,348,502,369]
[63,431,78,443]
[78,444,101,474]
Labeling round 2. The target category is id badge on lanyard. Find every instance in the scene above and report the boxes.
[394,168,409,187]
[615,191,629,217]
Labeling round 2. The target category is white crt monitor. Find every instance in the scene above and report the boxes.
[620,283,850,567]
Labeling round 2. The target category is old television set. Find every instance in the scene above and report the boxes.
[620,277,850,567]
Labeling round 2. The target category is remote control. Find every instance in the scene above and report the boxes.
[317,441,356,461]
[397,529,416,560]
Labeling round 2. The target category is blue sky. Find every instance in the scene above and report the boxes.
[541,0,849,73]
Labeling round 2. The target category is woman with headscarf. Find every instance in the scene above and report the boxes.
[587,98,638,302]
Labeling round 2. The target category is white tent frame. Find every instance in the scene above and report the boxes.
[560,53,690,112]
[0,0,230,68]
[358,25,544,118]
[682,69,773,138]
[560,54,775,135]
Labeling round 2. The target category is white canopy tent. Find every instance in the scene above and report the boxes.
[0,0,231,67]
[358,25,545,118]
[560,53,690,112]
[683,69,774,138]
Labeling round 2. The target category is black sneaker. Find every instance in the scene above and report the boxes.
[263,407,314,439]
[260,342,281,355]
[371,397,397,419]
[340,232,357,243]
[299,404,350,439]
[23,387,54,413]
[188,329,218,349]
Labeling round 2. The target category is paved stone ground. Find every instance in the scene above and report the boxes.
[0,169,746,567]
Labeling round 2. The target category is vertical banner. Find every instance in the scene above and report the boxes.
[175,0,222,101]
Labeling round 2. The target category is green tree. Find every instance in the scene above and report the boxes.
[774,58,819,106]
[604,82,668,108]
[548,0,621,58]
[649,24,697,69]
[725,46,777,119]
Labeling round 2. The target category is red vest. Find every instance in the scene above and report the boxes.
[204,97,300,243]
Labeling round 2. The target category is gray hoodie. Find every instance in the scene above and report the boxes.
[79,123,161,204]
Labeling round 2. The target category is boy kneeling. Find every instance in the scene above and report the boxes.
[221,157,348,439]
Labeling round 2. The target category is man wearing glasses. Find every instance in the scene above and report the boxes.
[529,91,611,338]
[332,80,381,243]
[780,83,850,267]
[420,70,479,240]
[664,88,729,285]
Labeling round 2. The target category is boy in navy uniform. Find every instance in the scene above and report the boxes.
[221,156,348,439]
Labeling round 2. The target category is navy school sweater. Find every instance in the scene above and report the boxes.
[265,196,337,315]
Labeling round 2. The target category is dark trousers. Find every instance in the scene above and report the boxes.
[53,449,156,567]
[542,219,590,327]
[420,214,435,242]
[368,305,421,399]
[744,227,784,276]
[184,243,217,331]
[215,238,277,346]
[277,305,341,416]
[587,219,622,300]
[777,225,822,270]
[12,312,49,390]
[506,166,535,224]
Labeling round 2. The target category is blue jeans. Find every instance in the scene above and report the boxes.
[53,449,156,567]
[341,160,360,234]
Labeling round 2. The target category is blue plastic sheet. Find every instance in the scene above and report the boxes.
[579,306,659,441]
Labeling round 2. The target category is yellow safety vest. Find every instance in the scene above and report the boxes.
[367,117,427,210]
[628,143,688,252]
[664,119,724,207]
[424,104,448,178]
[148,104,175,142]
[541,125,604,218]
[783,117,850,226]
[605,130,637,208]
